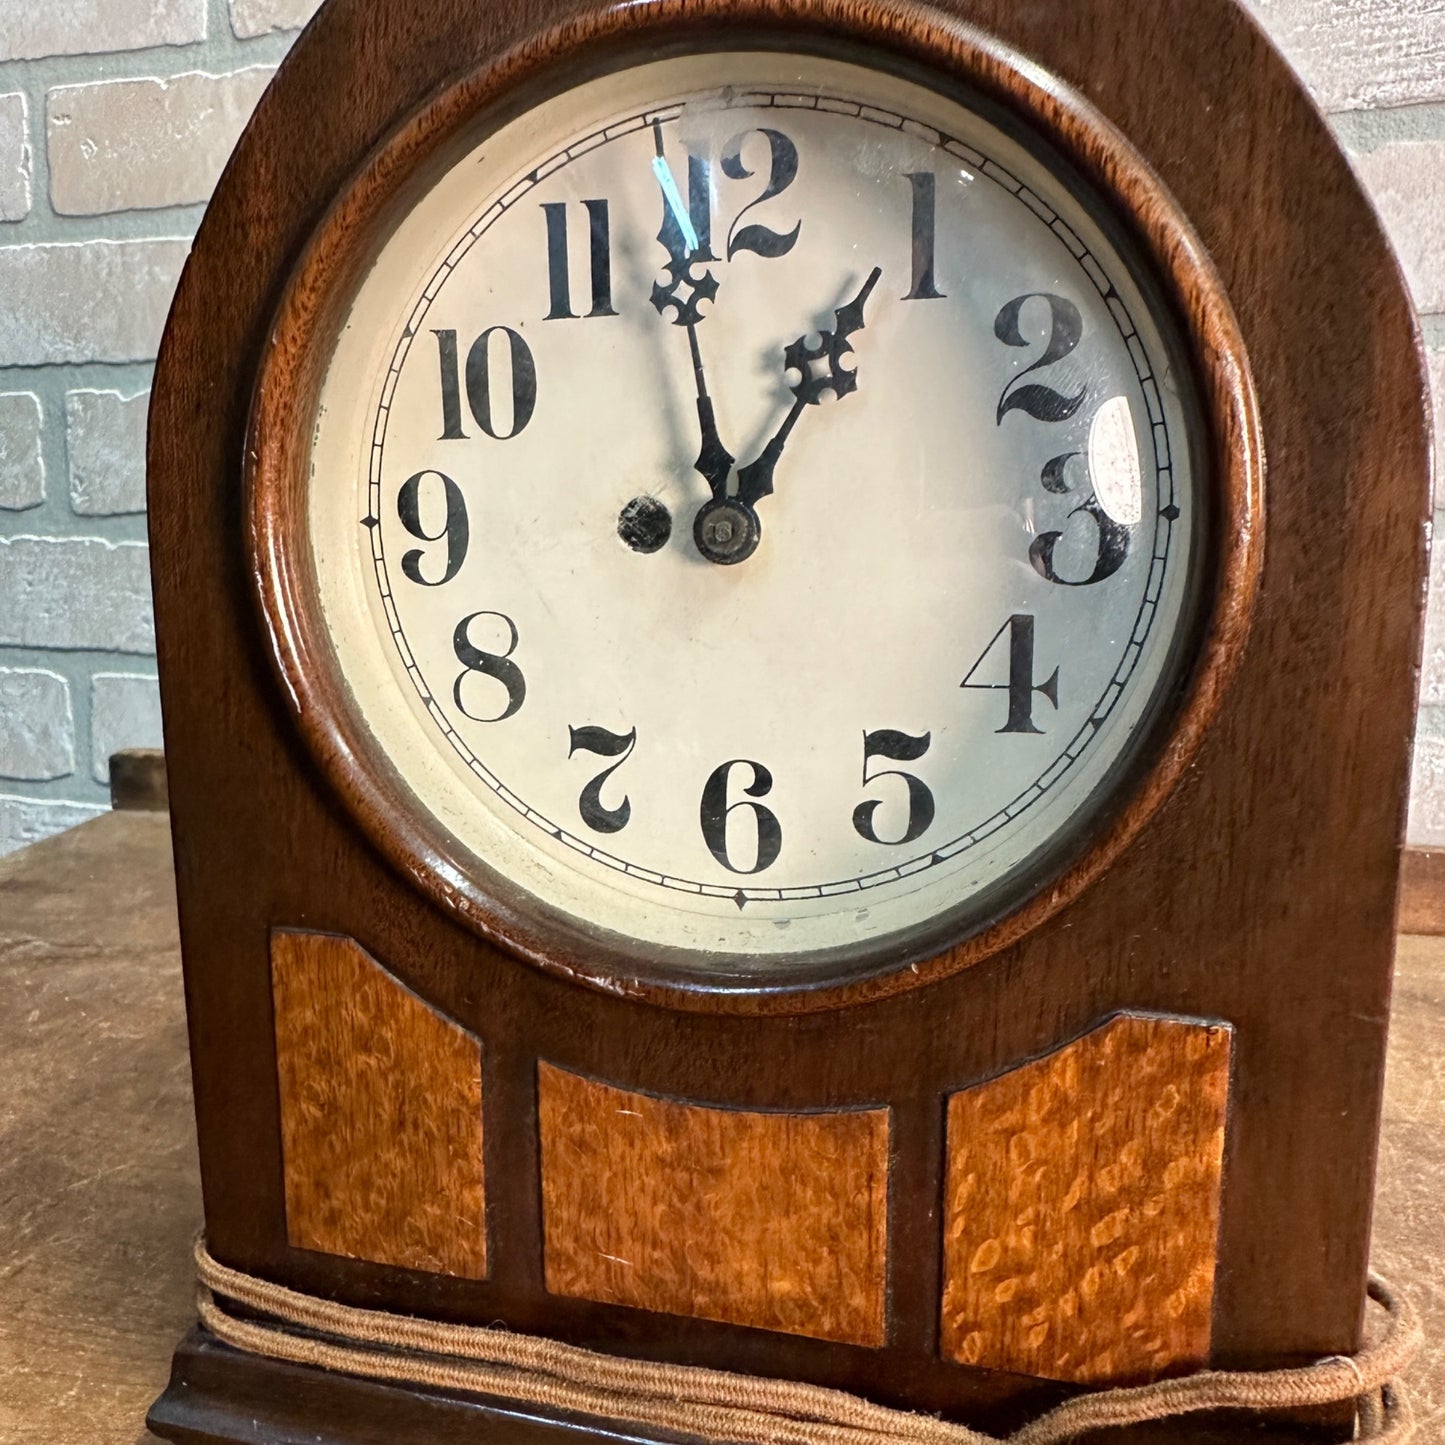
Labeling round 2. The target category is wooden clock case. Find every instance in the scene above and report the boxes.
[145,0,1430,1441]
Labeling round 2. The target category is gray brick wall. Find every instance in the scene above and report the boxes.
[0,0,1441,854]
[0,0,320,854]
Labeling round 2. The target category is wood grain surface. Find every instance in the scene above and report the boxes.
[272,931,487,1278]
[941,1014,1231,1384]
[146,0,1429,1433]
[8,815,1441,1445]
[538,1064,889,1345]
[1399,849,1445,936]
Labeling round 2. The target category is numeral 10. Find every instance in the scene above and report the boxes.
[434,327,537,442]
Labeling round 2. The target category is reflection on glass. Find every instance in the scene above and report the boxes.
[1089,395,1142,526]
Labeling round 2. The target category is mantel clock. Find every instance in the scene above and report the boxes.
[145,1,1429,1441]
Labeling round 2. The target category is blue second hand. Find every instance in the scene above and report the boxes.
[651,153,700,255]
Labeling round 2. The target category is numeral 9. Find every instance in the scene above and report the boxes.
[397,469,468,586]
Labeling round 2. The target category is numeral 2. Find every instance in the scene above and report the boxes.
[434,327,537,441]
[961,615,1059,735]
[542,199,619,320]
[568,726,636,834]
[994,293,1085,423]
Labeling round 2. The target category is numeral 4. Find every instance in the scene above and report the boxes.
[961,615,1059,735]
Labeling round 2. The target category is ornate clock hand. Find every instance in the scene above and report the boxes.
[734,266,883,510]
[692,267,884,566]
[648,122,734,506]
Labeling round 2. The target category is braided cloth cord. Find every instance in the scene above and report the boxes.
[195,1237,1421,1444]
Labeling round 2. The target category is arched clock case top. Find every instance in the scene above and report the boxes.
[149,0,1427,1434]
[245,0,1264,1015]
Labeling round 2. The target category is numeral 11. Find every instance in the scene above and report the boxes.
[542,199,619,320]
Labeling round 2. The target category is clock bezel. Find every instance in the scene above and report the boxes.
[245,0,1264,1015]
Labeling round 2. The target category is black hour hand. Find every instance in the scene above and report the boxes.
[787,265,882,405]
[735,267,882,507]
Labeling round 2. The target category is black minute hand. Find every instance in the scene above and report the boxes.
[686,326,734,503]
[735,266,882,508]
[648,122,733,502]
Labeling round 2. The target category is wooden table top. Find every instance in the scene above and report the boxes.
[1,811,1439,1443]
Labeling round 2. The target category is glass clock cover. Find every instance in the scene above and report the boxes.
[297,50,1205,980]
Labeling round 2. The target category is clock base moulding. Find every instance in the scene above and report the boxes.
[147,1330,1353,1445]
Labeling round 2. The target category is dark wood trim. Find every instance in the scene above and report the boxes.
[244,0,1264,1015]
[147,1328,1346,1445]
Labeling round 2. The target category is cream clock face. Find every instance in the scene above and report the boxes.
[305,49,1205,972]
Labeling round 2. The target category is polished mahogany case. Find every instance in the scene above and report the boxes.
[145,2,1429,1442]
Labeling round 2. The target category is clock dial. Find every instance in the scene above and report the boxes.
[304,50,1206,974]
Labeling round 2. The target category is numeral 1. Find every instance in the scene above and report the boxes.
[903,172,945,300]
[542,199,618,320]
[687,153,717,259]
[961,615,1060,735]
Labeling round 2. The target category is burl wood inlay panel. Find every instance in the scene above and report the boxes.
[942,1014,1232,1385]
[271,930,487,1278]
[538,1064,889,1345]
